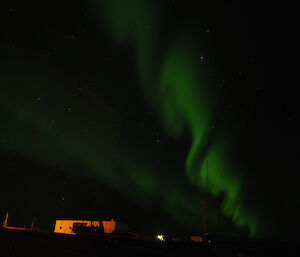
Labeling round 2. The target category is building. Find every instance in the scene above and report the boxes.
[54,219,127,234]
[191,236,203,242]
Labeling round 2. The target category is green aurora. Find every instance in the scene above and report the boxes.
[96,0,260,237]
[0,56,204,230]
[0,0,272,239]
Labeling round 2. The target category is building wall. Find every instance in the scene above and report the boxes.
[54,220,116,234]
[101,220,116,233]
[190,236,203,242]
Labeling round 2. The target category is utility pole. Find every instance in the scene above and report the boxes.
[31,217,36,230]
[201,160,209,242]
[3,212,9,228]
[200,199,207,241]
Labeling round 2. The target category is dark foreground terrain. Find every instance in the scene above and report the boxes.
[1,228,300,257]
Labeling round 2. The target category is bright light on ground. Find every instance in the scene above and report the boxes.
[156,234,165,241]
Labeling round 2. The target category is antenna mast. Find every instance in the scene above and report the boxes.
[201,160,209,242]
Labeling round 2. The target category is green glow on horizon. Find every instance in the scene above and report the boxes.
[96,0,261,237]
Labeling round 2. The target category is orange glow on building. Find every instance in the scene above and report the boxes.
[54,219,117,234]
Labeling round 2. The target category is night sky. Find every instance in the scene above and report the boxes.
[1,0,299,241]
